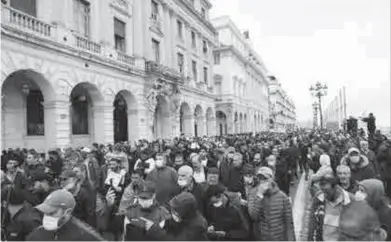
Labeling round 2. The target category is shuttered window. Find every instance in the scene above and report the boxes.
[114,18,126,52]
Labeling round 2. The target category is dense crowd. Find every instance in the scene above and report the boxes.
[1,129,390,241]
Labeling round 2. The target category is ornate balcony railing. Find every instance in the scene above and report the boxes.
[74,34,102,54]
[1,5,143,72]
[145,61,182,80]
[2,4,54,38]
[117,51,135,66]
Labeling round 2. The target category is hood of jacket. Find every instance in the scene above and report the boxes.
[359,179,385,209]
[341,154,369,169]
[169,192,197,221]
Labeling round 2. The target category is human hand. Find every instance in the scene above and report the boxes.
[240,199,248,206]
[106,189,116,207]
[208,225,215,232]
[140,217,154,231]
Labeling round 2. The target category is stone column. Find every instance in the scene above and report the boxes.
[163,6,172,67]
[200,116,207,137]
[136,107,153,141]
[91,104,113,144]
[128,109,138,143]
[43,100,71,150]
[133,0,144,58]
[171,107,181,138]
[184,114,195,136]
[99,0,113,46]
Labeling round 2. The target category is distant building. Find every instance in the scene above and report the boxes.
[211,16,270,135]
[268,77,296,132]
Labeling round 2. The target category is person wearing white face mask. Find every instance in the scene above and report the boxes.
[340,147,376,183]
[26,189,104,241]
[146,153,178,207]
[176,165,206,215]
[125,181,171,241]
[204,184,250,240]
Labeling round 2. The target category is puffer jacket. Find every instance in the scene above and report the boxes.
[340,154,376,182]
[247,184,295,241]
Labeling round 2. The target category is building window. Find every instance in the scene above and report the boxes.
[192,60,197,82]
[177,20,183,39]
[73,0,90,38]
[214,52,220,64]
[151,0,159,20]
[201,8,206,19]
[10,0,37,16]
[114,18,126,52]
[203,67,208,84]
[191,31,196,48]
[177,52,184,73]
[26,90,44,136]
[152,39,160,63]
[203,40,208,54]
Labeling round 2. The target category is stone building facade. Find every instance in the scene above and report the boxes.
[1,0,218,152]
[211,16,270,135]
[268,77,296,132]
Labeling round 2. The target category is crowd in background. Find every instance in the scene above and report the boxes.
[1,128,391,241]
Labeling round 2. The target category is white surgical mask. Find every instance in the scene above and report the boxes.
[350,156,360,164]
[355,191,367,201]
[155,159,164,168]
[42,215,59,231]
[177,179,188,187]
[138,198,154,208]
[213,201,223,207]
[172,214,181,222]
[244,177,254,184]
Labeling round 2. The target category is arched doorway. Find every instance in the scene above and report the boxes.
[216,111,227,136]
[1,70,55,150]
[153,95,170,139]
[113,93,128,143]
[206,107,214,136]
[194,105,204,137]
[70,82,104,146]
[179,102,192,136]
[113,90,138,143]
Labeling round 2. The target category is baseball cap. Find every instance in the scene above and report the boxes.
[178,165,194,177]
[36,189,76,214]
[256,166,275,180]
[348,147,360,155]
[138,181,156,199]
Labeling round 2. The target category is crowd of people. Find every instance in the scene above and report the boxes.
[1,129,390,241]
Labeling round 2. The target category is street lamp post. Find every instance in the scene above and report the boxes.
[312,102,319,128]
[310,82,328,129]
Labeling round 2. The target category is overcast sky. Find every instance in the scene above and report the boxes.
[210,0,390,127]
